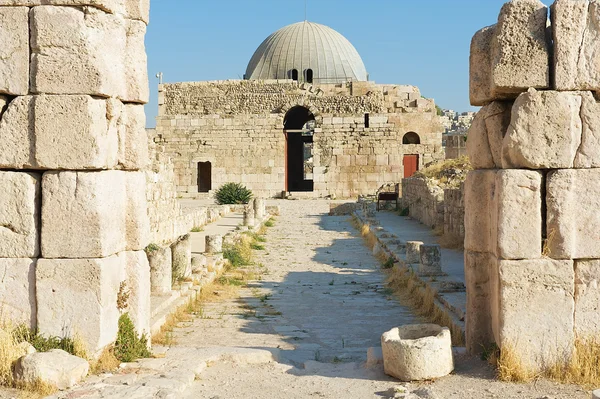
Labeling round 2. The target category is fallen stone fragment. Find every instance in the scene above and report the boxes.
[13,349,89,390]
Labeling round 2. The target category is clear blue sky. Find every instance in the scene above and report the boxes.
[145,0,531,127]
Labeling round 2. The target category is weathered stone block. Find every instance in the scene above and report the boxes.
[547,169,600,259]
[34,95,119,169]
[171,234,191,280]
[470,25,495,106]
[0,172,40,258]
[490,0,550,96]
[31,6,125,98]
[574,92,600,168]
[123,20,149,103]
[502,90,582,169]
[464,170,497,253]
[464,251,494,355]
[574,260,600,338]
[120,251,150,337]
[493,170,542,259]
[0,96,34,169]
[495,259,574,370]
[13,349,89,390]
[418,244,443,276]
[148,246,172,294]
[125,172,149,251]
[118,104,149,170]
[0,258,36,328]
[41,171,126,258]
[466,101,512,169]
[205,235,223,254]
[465,109,494,169]
[0,7,28,95]
[253,198,265,219]
[552,0,600,92]
[405,241,423,264]
[36,256,123,353]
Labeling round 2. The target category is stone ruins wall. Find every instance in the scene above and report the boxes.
[0,1,151,355]
[466,0,600,372]
[401,178,444,230]
[443,186,464,240]
[155,80,444,199]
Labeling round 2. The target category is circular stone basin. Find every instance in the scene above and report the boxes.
[381,324,454,381]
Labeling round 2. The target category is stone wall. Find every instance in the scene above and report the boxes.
[444,133,467,159]
[443,185,464,239]
[401,178,444,230]
[0,0,151,355]
[154,80,444,199]
[466,0,600,372]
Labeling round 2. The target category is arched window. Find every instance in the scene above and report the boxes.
[306,69,313,83]
[403,132,421,145]
[291,69,299,81]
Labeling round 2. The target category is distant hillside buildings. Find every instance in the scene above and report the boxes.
[440,109,475,159]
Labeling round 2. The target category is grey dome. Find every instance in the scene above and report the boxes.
[245,21,368,84]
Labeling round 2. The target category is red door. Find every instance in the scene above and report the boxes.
[403,154,419,178]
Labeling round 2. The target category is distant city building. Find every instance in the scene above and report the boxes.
[439,109,476,134]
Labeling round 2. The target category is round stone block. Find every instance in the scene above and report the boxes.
[191,254,207,273]
[148,246,172,294]
[406,241,423,264]
[205,234,223,254]
[244,209,255,227]
[381,324,454,381]
[253,198,265,219]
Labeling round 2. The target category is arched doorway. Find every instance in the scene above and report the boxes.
[403,132,421,144]
[284,106,315,192]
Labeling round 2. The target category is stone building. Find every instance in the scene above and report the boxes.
[153,21,443,199]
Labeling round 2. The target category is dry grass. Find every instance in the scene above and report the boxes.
[437,232,464,250]
[15,380,58,398]
[496,343,534,382]
[90,347,121,374]
[414,156,472,180]
[0,322,20,387]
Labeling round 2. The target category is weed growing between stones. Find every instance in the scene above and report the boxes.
[144,243,160,254]
[114,314,151,363]
[191,226,204,232]
[264,218,275,227]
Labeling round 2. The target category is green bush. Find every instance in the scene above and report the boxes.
[114,313,151,363]
[214,183,253,205]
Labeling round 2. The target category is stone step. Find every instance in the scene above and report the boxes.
[150,291,181,319]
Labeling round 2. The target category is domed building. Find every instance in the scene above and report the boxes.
[153,21,443,198]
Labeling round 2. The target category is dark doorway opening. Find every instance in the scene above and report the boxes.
[291,69,299,81]
[403,155,419,178]
[306,69,313,83]
[197,161,212,193]
[284,106,315,192]
[403,132,421,144]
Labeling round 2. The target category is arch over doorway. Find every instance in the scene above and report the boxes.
[403,132,421,145]
[284,106,315,192]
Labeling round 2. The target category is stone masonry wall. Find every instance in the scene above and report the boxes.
[443,185,464,240]
[466,0,600,372]
[401,178,444,230]
[155,80,444,199]
[0,0,151,355]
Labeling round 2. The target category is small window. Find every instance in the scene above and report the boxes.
[364,113,370,128]
[197,161,212,193]
[306,69,313,83]
[292,69,299,81]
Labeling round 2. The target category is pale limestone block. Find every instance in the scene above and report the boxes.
[491,0,550,96]
[13,349,89,390]
[502,90,582,169]
[0,96,7,115]
[470,25,495,106]
[41,171,126,258]
[484,101,512,167]
[465,110,494,169]
[34,95,119,169]
[148,246,171,294]
[0,7,28,95]
[0,96,34,169]
[0,258,36,329]
[574,260,600,337]
[496,258,574,370]
[494,170,542,259]
[547,169,600,259]
[464,251,494,355]
[125,172,149,251]
[381,324,454,381]
[120,251,150,337]
[418,244,442,276]
[123,20,149,103]
[36,256,123,353]
[0,172,40,258]
[171,235,191,280]
[464,170,497,253]
[118,104,149,170]
[31,6,126,97]
[253,198,265,220]
[205,235,223,254]
[574,91,600,168]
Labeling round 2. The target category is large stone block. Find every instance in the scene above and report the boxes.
[0,96,34,169]
[123,20,149,103]
[494,259,574,370]
[490,0,550,96]
[464,251,494,355]
[125,172,149,251]
[120,251,150,337]
[0,258,36,328]
[464,170,497,253]
[34,95,119,169]
[0,7,28,95]
[502,90,582,169]
[41,171,126,258]
[171,234,191,280]
[493,170,542,260]
[0,172,40,258]
[118,104,149,170]
[574,260,600,338]
[470,25,495,106]
[148,246,172,294]
[574,92,600,168]
[465,109,494,169]
[36,256,123,353]
[31,6,125,98]
[466,101,512,169]
[552,0,600,91]
[547,169,600,259]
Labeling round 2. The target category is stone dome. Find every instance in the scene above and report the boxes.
[245,21,368,84]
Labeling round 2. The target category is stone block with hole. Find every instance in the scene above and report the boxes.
[41,171,126,258]
[381,324,454,381]
[0,258,37,329]
[493,258,574,371]
[0,172,40,258]
[36,256,123,354]
[547,169,600,259]
[0,7,29,96]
